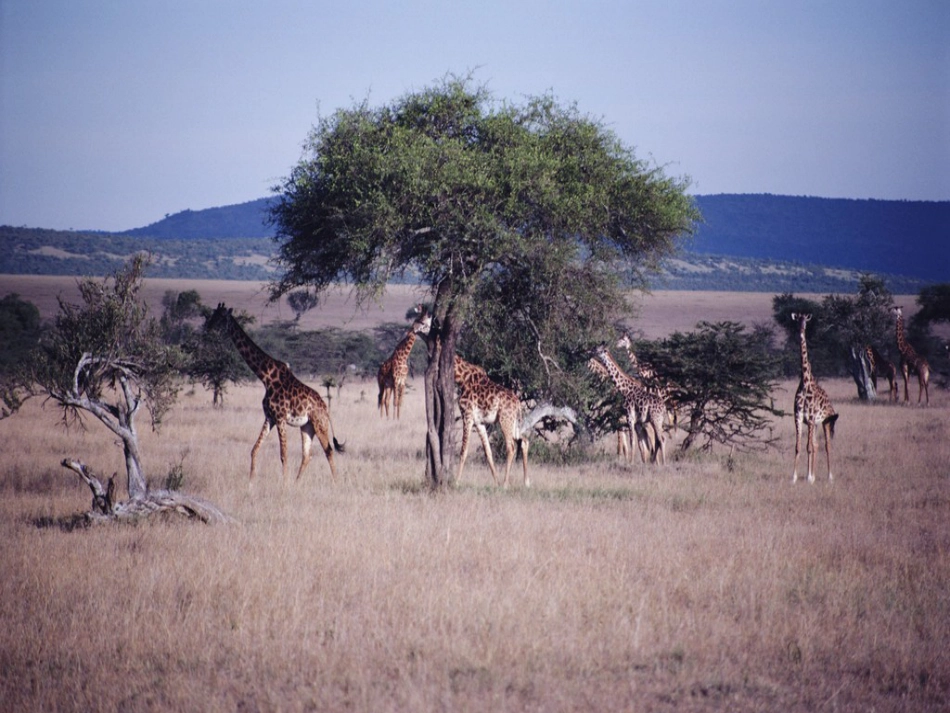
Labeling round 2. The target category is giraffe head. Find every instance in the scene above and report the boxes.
[411,305,432,336]
[616,334,632,351]
[207,302,232,331]
[790,312,812,333]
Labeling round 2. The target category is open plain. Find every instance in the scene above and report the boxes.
[0,277,948,711]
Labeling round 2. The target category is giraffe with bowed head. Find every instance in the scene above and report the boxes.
[453,356,529,488]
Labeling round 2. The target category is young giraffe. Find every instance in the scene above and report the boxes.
[865,344,898,402]
[791,313,839,483]
[593,343,668,464]
[209,304,344,482]
[617,334,678,429]
[453,356,529,488]
[587,356,633,460]
[377,306,431,419]
[892,306,930,405]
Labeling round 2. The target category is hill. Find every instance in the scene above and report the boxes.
[0,194,945,291]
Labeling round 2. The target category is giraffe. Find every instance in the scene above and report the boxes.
[208,304,344,482]
[453,356,529,488]
[593,343,668,465]
[377,306,431,419]
[617,333,678,429]
[865,344,898,403]
[791,313,838,483]
[587,356,633,459]
[892,306,930,405]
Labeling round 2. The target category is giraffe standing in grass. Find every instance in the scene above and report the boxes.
[893,306,930,405]
[453,356,529,488]
[593,343,668,465]
[377,306,431,419]
[866,344,898,403]
[588,356,633,459]
[209,304,344,482]
[791,313,838,483]
[617,333,678,430]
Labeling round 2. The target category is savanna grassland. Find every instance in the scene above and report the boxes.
[0,279,948,712]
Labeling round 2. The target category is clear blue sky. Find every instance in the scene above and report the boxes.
[1,0,947,231]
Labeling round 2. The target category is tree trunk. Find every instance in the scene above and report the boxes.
[423,285,461,489]
[849,345,876,402]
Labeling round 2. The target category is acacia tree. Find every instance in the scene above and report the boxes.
[269,77,697,487]
[1,256,230,522]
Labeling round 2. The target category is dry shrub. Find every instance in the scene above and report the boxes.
[0,374,947,712]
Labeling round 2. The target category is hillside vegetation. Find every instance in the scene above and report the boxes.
[1,194,945,292]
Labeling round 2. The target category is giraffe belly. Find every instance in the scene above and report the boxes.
[473,405,499,425]
[285,413,309,428]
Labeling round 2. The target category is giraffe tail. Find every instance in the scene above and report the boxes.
[825,413,839,439]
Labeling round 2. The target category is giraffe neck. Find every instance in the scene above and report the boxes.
[798,327,815,385]
[225,315,283,387]
[597,350,638,391]
[895,313,911,354]
[395,332,417,361]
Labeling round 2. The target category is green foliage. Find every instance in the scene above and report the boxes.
[914,283,950,326]
[631,322,782,452]
[187,307,255,407]
[773,276,897,379]
[23,255,184,427]
[0,293,42,374]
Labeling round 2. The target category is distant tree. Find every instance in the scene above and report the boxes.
[0,293,42,374]
[287,290,319,325]
[160,289,204,344]
[913,283,950,327]
[186,308,254,407]
[0,256,229,522]
[773,276,896,400]
[269,76,698,487]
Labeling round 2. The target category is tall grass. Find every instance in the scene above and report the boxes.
[0,377,947,711]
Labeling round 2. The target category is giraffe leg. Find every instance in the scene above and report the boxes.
[520,437,530,488]
[276,421,290,480]
[395,381,405,419]
[651,416,667,465]
[792,417,803,483]
[901,366,910,403]
[806,423,817,484]
[249,418,273,481]
[296,422,314,481]
[475,424,500,486]
[308,417,337,481]
[457,415,475,483]
[822,420,833,482]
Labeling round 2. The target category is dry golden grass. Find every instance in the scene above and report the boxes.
[1,367,948,712]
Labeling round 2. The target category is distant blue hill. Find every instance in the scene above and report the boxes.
[119,193,949,283]
[689,194,949,283]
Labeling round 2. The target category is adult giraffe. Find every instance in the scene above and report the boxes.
[377,306,431,419]
[892,306,930,405]
[791,313,838,483]
[208,304,344,482]
[593,343,668,465]
[453,356,529,488]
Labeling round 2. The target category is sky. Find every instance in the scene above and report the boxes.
[1,1,948,232]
